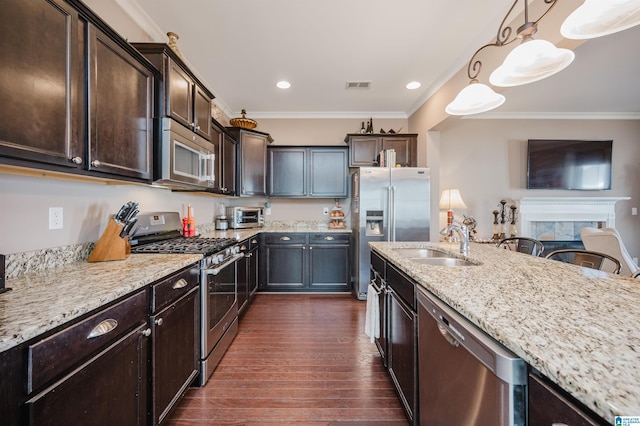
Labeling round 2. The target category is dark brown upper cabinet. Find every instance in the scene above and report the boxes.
[0,0,157,183]
[132,43,214,141]
[0,0,83,170]
[267,146,348,198]
[87,24,153,180]
[344,133,418,167]
[211,119,237,195]
[227,128,273,197]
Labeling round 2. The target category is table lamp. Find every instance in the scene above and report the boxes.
[439,189,467,239]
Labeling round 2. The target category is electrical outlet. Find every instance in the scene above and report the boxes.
[49,207,63,230]
[323,207,329,215]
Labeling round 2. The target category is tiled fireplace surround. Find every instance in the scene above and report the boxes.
[516,197,630,243]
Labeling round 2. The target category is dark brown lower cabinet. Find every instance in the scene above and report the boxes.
[264,241,306,289]
[150,266,199,425]
[151,287,199,424]
[238,237,260,315]
[261,233,350,292]
[382,261,417,425]
[309,242,350,290]
[388,287,417,424]
[26,324,149,426]
[528,371,607,426]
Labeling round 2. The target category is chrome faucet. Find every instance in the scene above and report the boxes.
[440,222,470,255]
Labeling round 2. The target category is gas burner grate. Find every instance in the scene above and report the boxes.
[131,237,237,255]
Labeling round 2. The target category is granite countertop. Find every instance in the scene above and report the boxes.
[370,241,640,423]
[0,225,350,353]
[0,253,202,353]
[199,224,351,240]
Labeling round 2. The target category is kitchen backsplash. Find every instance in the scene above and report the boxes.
[5,243,95,280]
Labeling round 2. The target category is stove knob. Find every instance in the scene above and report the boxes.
[216,254,225,263]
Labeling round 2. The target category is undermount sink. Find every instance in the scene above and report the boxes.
[409,257,477,267]
[392,247,478,266]
[392,248,451,258]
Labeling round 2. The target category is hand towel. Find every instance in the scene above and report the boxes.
[364,283,380,343]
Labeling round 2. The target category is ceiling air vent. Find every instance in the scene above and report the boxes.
[345,81,371,90]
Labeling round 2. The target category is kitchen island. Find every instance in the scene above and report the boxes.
[370,241,640,423]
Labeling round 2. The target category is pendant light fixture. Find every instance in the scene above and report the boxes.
[446,0,571,116]
[445,80,505,116]
[561,0,640,39]
[489,0,574,87]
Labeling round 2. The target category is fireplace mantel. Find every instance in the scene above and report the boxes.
[516,197,630,239]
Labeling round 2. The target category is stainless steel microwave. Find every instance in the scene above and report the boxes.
[227,206,264,229]
[154,118,215,190]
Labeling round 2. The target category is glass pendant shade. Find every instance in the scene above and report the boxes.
[561,0,640,39]
[445,81,506,116]
[489,38,575,87]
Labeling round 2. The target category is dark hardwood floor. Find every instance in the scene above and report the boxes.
[166,293,408,425]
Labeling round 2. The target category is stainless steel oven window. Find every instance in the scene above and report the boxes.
[207,262,236,332]
[201,252,243,356]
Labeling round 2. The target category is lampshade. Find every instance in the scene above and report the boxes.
[561,0,640,39]
[489,38,575,87]
[439,189,468,210]
[445,80,506,116]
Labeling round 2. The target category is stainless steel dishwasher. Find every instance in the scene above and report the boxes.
[417,290,527,426]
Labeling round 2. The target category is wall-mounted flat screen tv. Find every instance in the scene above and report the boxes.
[527,139,612,190]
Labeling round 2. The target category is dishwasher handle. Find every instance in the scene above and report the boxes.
[437,323,460,347]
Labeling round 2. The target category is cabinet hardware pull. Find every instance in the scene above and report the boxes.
[155,318,164,326]
[172,278,188,289]
[87,319,118,339]
[251,239,257,244]
[70,156,83,164]
[280,236,291,241]
[141,328,152,337]
[324,236,335,241]
[241,245,247,250]
[91,160,101,167]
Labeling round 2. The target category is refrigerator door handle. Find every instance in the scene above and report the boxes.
[390,185,396,241]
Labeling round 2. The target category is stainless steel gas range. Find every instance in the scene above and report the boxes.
[130,212,242,386]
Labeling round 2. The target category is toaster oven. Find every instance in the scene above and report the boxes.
[227,207,264,229]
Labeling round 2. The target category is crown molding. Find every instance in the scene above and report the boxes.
[462,111,640,120]
[244,111,409,120]
[114,0,166,41]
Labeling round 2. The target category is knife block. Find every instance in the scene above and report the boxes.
[88,218,131,262]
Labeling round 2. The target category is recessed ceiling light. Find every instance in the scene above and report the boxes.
[406,81,421,90]
[276,80,291,89]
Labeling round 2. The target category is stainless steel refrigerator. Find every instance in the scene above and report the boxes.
[351,167,431,300]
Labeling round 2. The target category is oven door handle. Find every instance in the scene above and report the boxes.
[202,253,244,276]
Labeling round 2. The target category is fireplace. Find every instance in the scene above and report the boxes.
[516,197,630,254]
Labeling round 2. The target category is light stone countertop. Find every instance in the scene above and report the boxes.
[0,226,350,353]
[0,253,202,353]
[199,225,351,240]
[370,241,640,423]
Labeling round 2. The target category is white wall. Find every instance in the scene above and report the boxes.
[434,118,640,257]
[0,172,233,254]
[0,117,408,254]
